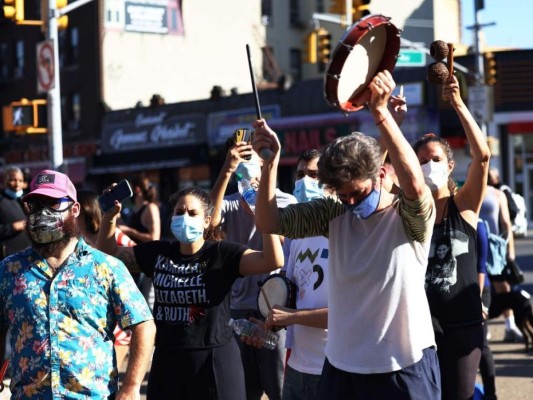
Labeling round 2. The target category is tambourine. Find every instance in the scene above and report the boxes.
[257,274,296,319]
[324,14,401,113]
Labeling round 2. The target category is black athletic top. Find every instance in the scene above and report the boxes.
[425,197,483,328]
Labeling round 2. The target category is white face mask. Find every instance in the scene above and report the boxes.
[421,160,449,191]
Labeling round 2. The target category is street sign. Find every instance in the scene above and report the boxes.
[468,85,494,123]
[396,49,426,67]
[36,40,55,94]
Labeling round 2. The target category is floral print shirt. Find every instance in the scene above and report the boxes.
[0,238,153,399]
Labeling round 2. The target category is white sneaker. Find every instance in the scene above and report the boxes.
[504,327,524,343]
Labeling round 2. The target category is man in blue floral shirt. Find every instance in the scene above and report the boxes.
[0,170,156,399]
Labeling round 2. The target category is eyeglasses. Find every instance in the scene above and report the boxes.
[25,197,74,214]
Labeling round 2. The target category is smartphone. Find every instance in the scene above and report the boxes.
[233,128,253,160]
[98,179,133,212]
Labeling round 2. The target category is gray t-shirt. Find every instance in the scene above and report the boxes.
[221,189,296,310]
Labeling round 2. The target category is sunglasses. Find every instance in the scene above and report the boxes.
[25,197,74,214]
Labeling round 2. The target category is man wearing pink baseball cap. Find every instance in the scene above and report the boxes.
[23,169,77,202]
[0,169,156,399]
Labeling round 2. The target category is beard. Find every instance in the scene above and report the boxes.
[27,213,80,258]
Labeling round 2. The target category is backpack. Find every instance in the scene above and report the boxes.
[500,185,519,223]
[482,219,508,276]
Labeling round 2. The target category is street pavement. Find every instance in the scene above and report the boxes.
[2,232,533,400]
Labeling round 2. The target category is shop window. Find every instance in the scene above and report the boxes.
[289,0,304,28]
[0,43,10,81]
[262,0,273,26]
[13,40,24,79]
[289,48,302,81]
[61,92,81,134]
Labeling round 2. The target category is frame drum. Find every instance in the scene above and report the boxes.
[324,14,401,113]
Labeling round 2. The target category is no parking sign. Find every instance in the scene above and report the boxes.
[36,40,55,94]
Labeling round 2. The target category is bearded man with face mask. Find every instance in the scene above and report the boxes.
[0,166,31,259]
[0,169,156,399]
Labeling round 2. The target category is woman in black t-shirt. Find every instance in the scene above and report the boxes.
[413,75,491,400]
[97,187,284,400]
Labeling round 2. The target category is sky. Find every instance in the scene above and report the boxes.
[461,0,532,50]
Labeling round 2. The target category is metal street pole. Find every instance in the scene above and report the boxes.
[43,0,95,172]
[45,0,63,171]
[473,5,484,86]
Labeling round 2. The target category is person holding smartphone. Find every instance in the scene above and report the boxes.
[209,134,296,400]
[97,186,285,400]
[0,169,155,399]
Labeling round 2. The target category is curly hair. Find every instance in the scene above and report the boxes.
[169,187,222,241]
[413,133,457,193]
[318,133,382,188]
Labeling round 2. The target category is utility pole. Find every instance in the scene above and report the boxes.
[45,0,63,170]
[466,1,496,136]
[43,0,94,171]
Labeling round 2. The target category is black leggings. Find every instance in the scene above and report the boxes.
[435,323,484,400]
[147,340,246,400]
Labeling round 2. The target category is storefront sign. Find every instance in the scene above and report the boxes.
[101,109,206,153]
[125,1,168,34]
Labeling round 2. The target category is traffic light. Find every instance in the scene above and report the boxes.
[303,29,318,64]
[352,0,371,21]
[56,0,69,31]
[1,0,24,23]
[317,28,332,65]
[484,52,497,85]
[2,99,48,134]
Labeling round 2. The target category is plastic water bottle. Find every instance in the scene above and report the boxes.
[228,318,278,350]
[236,173,256,212]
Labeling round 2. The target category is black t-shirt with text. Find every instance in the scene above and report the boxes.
[134,240,246,348]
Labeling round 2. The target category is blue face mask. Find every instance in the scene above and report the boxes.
[345,187,381,220]
[171,214,205,244]
[293,176,323,203]
[4,188,23,199]
[235,160,261,182]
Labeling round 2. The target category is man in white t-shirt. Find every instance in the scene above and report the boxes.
[254,71,440,399]
[264,149,329,400]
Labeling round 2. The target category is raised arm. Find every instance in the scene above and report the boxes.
[210,141,252,227]
[368,70,426,201]
[96,201,141,273]
[449,75,491,221]
[252,119,281,233]
[238,233,284,275]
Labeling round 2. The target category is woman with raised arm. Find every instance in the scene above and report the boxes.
[97,186,284,400]
[413,74,491,400]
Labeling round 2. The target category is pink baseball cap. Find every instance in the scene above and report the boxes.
[24,169,77,202]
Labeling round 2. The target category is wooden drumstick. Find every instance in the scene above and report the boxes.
[447,43,454,77]
[246,44,273,161]
[382,150,388,165]
[260,286,272,312]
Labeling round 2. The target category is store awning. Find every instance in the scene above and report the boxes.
[88,144,208,175]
